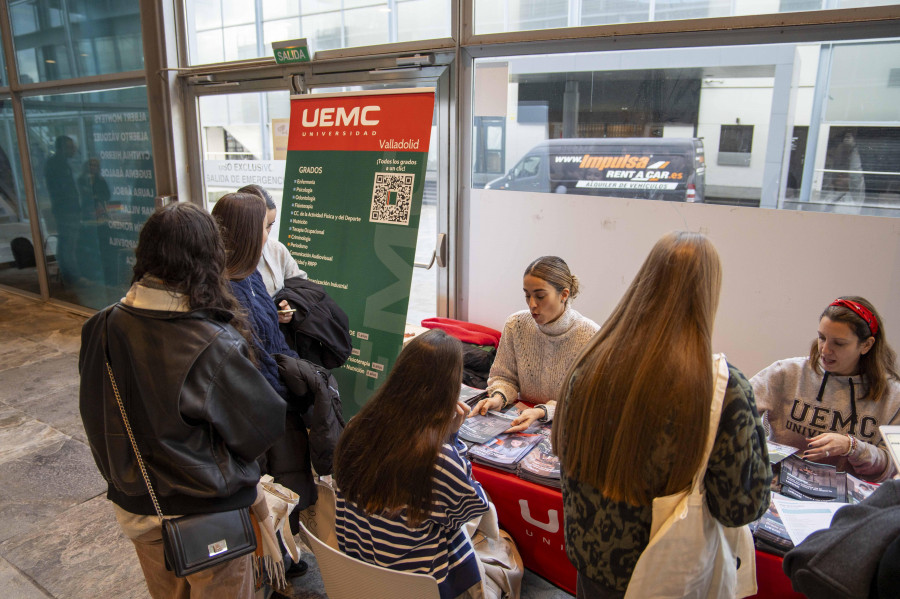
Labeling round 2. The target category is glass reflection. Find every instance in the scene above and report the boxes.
[199,90,290,210]
[11,0,144,83]
[475,0,900,34]
[24,87,155,309]
[185,0,451,65]
[473,40,900,217]
[0,34,6,86]
[0,99,38,294]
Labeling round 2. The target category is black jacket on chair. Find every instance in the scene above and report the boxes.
[271,354,345,515]
[79,303,287,516]
[275,276,352,369]
[275,355,345,474]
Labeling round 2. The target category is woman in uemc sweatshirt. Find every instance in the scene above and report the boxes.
[752,296,900,482]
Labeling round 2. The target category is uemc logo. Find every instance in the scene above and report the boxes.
[519,499,560,533]
[301,106,380,127]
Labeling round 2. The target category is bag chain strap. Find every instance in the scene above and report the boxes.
[106,361,166,521]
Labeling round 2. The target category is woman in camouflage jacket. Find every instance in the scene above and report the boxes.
[553,232,772,598]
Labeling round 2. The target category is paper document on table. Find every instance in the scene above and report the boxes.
[771,493,847,546]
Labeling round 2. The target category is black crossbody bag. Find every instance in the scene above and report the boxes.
[105,360,257,576]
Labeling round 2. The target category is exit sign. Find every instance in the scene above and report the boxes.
[272,39,310,64]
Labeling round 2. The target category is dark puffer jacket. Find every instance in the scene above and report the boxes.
[79,303,287,516]
[272,354,345,515]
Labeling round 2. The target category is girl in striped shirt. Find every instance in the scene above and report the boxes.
[334,329,490,599]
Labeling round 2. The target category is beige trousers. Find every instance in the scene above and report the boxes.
[130,525,255,599]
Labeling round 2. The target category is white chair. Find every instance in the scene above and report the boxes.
[298,518,441,599]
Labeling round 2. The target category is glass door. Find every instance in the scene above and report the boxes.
[189,64,452,325]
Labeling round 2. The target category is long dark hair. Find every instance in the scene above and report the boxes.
[553,231,721,506]
[211,192,267,281]
[238,184,276,210]
[809,295,898,401]
[131,202,255,352]
[334,329,464,526]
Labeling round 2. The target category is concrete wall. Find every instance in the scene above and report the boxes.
[697,79,774,190]
[465,189,900,377]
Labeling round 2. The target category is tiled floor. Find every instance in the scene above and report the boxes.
[0,289,572,599]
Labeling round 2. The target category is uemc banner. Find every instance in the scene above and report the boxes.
[280,88,435,416]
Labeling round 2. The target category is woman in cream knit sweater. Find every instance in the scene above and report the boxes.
[472,256,599,433]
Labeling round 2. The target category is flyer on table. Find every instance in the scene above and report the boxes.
[279,88,435,416]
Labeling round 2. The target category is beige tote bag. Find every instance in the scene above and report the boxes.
[624,354,757,599]
[465,502,525,599]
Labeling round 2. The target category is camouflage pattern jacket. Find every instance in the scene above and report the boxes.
[561,362,772,592]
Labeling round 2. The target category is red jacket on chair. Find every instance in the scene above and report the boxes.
[421,317,502,348]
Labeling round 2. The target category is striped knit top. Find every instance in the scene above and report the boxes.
[334,435,489,599]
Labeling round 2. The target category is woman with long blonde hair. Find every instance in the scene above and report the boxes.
[553,231,771,598]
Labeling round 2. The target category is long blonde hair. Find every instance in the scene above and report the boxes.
[553,231,722,506]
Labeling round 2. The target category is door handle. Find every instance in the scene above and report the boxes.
[435,232,448,268]
[414,233,447,270]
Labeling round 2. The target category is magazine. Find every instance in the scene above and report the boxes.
[459,384,488,406]
[846,473,879,504]
[517,430,560,488]
[469,432,543,471]
[881,425,900,473]
[507,404,546,433]
[766,440,800,465]
[458,411,514,444]
[778,455,847,502]
[750,500,794,555]
[753,455,880,556]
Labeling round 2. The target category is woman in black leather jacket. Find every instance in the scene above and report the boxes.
[79,203,286,599]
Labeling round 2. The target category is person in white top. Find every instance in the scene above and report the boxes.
[238,184,307,298]
[471,256,599,433]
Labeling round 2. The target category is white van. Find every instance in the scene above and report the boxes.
[485,137,706,203]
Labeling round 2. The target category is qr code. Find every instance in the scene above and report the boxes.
[370,172,415,225]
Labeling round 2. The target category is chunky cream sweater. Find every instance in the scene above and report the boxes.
[486,307,599,420]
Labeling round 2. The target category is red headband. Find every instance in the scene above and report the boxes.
[829,299,879,336]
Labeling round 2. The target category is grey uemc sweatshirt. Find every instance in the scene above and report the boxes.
[751,357,900,482]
